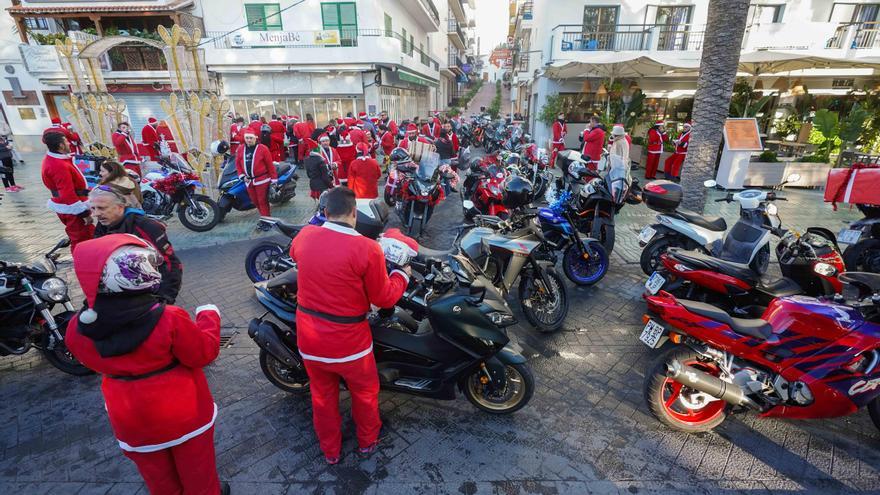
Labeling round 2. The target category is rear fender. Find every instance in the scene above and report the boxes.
[657,215,721,247]
[248,319,299,366]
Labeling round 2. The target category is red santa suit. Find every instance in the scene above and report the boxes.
[293,121,314,162]
[42,150,94,250]
[268,119,286,162]
[289,222,409,459]
[229,122,243,155]
[348,144,382,199]
[64,234,222,495]
[549,121,567,168]
[645,123,667,180]
[141,118,160,161]
[318,140,341,185]
[112,129,142,176]
[156,123,179,155]
[235,138,277,216]
[382,118,398,137]
[335,131,356,185]
[581,126,606,170]
[380,129,396,158]
[63,123,85,155]
[665,125,691,179]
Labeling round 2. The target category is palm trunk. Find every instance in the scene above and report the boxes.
[680,0,751,211]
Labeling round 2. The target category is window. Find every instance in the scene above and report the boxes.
[750,4,785,24]
[321,2,358,46]
[384,13,393,37]
[582,6,618,50]
[409,34,415,56]
[24,17,49,30]
[245,4,282,31]
[655,6,693,50]
[401,27,408,54]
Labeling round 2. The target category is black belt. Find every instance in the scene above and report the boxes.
[51,189,89,197]
[106,360,179,381]
[297,305,367,324]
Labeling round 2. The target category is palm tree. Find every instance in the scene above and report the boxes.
[680,0,751,211]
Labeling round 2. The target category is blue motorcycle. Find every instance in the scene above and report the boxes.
[538,189,609,286]
[215,153,299,222]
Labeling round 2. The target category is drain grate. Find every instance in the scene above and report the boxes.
[219,331,238,349]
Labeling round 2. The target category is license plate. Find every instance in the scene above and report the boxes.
[838,228,862,245]
[645,271,666,295]
[639,226,657,244]
[640,319,666,348]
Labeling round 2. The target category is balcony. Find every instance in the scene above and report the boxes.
[448,52,463,74]
[555,24,704,54]
[515,1,533,33]
[449,0,468,25]
[401,0,441,32]
[826,22,880,51]
[447,18,466,50]
[205,29,440,80]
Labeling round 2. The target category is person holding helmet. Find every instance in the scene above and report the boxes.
[348,142,382,199]
[64,234,226,495]
[236,128,278,216]
[290,186,412,464]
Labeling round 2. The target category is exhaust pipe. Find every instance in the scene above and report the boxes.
[666,360,761,410]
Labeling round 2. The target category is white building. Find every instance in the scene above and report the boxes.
[510,0,880,148]
[2,0,480,143]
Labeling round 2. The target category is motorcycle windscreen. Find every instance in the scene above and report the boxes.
[606,155,631,204]
[417,152,441,181]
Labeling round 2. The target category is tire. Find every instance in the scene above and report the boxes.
[177,194,220,232]
[563,240,608,286]
[518,269,568,332]
[869,397,880,433]
[245,241,287,283]
[461,363,534,414]
[843,239,880,273]
[41,312,93,376]
[643,347,728,433]
[749,244,771,274]
[640,235,687,276]
[591,217,616,253]
[259,349,310,394]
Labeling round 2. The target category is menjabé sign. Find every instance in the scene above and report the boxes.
[231,30,341,48]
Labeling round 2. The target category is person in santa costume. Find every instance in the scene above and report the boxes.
[317,133,341,185]
[290,186,412,464]
[334,126,355,186]
[112,122,142,177]
[268,114,286,162]
[235,129,277,217]
[229,116,244,156]
[61,122,85,156]
[378,123,396,166]
[141,117,161,161]
[64,234,227,495]
[580,116,606,171]
[42,117,70,143]
[156,121,179,155]
[285,115,300,164]
[347,143,381,199]
[379,110,398,136]
[41,131,94,251]
[645,120,668,180]
[664,121,691,182]
[293,115,315,162]
[549,113,567,169]
[397,124,433,151]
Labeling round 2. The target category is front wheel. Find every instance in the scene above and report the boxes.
[563,240,608,286]
[259,349,310,394]
[245,242,288,283]
[518,269,568,332]
[643,347,728,433]
[843,239,880,273]
[41,312,93,376]
[177,194,220,232]
[591,217,616,253]
[461,363,534,414]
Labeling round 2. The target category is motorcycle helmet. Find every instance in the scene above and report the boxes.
[210,140,229,155]
[502,175,533,209]
[390,148,412,166]
[505,153,520,167]
[524,133,532,143]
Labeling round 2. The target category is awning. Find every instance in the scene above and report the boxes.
[6,1,192,15]
[398,71,438,88]
[736,50,880,76]
[545,53,701,80]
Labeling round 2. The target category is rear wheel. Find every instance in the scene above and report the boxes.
[843,239,880,273]
[177,194,220,232]
[563,240,608,286]
[644,347,728,433]
[640,235,690,276]
[259,349,310,394]
[518,270,568,332]
[461,363,534,414]
[41,312,93,376]
[245,242,287,283]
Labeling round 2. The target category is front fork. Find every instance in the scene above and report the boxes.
[21,279,65,350]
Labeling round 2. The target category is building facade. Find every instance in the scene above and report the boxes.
[509,0,880,148]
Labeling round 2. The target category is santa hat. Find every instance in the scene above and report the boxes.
[318,133,330,142]
[243,128,257,137]
[50,117,62,124]
[355,142,371,156]
[61,122,72,128]
[302,137,318,150]
[291,115,300,121]
[370,117,379,123]
[344,117,356,127]
[654,120,665,126]
[147,117,158,124]
[406,123,418,133]
[357,111,367,119]
[683,121,693,128]
[73,234,162,324]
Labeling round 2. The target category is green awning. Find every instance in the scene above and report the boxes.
[398,71,437,88]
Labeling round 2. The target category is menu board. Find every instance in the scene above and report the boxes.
[723,118,763,151]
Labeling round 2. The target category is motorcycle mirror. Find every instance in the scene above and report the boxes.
[462,199,476,211]
[703,179,717,188]
[56,238,71,249]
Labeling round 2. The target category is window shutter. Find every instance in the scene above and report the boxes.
[264,4,282,30]
[322,4,339,29]
[245,4,267,30]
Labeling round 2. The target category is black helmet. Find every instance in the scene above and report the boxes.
[390,148,411,166]
[502,175,533,209]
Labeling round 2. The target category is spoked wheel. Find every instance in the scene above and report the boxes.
[177,195,220,232]
[462,363,534,414]
[245,242,287,283]
[563,240,608,286]
[259,349,310,394]
[41,312,93,376]
[518,270,568,333]
[644,347,728,433]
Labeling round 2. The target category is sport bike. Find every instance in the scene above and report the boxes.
[215,150,299,222]
[639,272,880,434]
[141,158,220,232]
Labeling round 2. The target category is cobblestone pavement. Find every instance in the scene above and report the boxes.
[1,150,878,494]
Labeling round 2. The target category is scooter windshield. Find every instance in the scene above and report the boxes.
[606,155,631,204]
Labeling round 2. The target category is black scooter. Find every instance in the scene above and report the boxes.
[248,253,535,414]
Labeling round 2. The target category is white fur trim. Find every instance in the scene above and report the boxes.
[299,344,373,363]
[250,177,272,186]
[195,304,220,317]
[118,403,217,453]
[321,222,360,236]
[390,269,410,284]
[46,151,72,159]
[47,199,89,215]
[647,150,662,154]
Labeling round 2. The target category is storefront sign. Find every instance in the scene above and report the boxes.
[19,45,61,72]
[723,118,763,151]
[230,30,340,48]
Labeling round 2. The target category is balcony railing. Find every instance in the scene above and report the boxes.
[448,52,462,70]
[419,0,441,27]
[827,22,880,49]
[108,44,167,71]
[558,24,704,52]
[448,18,466,45]
[206,29,439,70]
[520,2,533,21]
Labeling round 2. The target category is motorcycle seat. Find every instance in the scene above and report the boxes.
[266,268,297,292]
[276,162,291,176]
[755,277,802,298]
[678,299,772,341]
[669,208,727,232]
[417,245,455,261]
[667,248,758,283]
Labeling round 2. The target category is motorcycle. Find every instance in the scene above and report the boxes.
[215,151,299,222]
[248,252,534,414]
[838,204,880,273]
[0,239,91,375]
[461,159,509,220]
[639,271,880,434]
[392,158,449,238]
[244,198,390,283]
[638,175,800,276]
[141,155,220,232]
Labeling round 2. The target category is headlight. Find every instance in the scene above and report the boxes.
[38,277,68,302]
[766,203,778,216]
[813,262,837,277]
[487,311,516,326]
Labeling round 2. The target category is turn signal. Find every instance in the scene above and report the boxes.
[642,314,651,324]
[669,333,683,344]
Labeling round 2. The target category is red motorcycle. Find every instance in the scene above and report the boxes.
[461,157,509,220]
[640,271,880,434]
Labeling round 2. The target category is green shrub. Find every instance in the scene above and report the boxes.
[757,150,779,162]
[631,136,645,146]
[31,32,68,45]
[798,154,830,163]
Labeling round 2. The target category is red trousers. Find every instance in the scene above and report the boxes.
[645,152,661,179]
[247,182,271,216]
[58,213,95,253]
[303,354,382,458]
[550,143,565,169]
[665,153,686,179]
[123,426,220,495]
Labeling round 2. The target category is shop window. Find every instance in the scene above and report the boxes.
[245,4,283,31]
